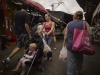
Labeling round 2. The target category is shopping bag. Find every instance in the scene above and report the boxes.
[42,38,51,53]
[59,46,67,60]
[72,21,95,55]
[54,35,56,43]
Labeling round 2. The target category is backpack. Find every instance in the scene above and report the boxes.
[31,24,39,33]
[31,24,42,37]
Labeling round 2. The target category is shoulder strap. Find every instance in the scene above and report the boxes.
[43,22,46,27]
[83,21,86,30]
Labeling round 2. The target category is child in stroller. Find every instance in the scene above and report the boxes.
[11,33,44,75]
[12,43,37,75]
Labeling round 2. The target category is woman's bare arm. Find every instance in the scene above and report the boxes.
[47,22,55,35]
[63,25,68,45]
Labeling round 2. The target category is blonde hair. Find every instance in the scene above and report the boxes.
[73,11,83,20]
[29,43,37,50]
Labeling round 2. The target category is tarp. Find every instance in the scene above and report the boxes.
[25,0,47,13]
[92,3,100,23]
[24,0,62,24]
[25,0,66,24]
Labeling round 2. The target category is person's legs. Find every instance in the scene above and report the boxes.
[8,34,22,59]
[47,36,53,47]
[21,59,30,75]
[45,36,48,44]
[12,57,26,71]
[76,53,83,74]
[67,50,77,75]
[12,62,22,71]
[47,51,52,61]
[2,47,20,68]
[47,36,53,60]
[20,67,26,75]
[9,47,20,59]
[24,34,30,54]
[44,36,48,60]
[9,34,29,59]
[2,35,22,68]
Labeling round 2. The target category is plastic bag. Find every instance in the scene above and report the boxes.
[59,46,67,60]
[42,38,51,53]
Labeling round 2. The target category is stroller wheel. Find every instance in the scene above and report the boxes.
[38,66,44,72]
[10,71,20,75]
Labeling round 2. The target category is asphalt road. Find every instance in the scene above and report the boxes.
[0,39,100,75]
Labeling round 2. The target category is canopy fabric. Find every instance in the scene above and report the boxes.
[24,0,68,24]
[25,0,47,13]
[92,3,100,22]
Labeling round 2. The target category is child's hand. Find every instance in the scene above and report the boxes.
[24,54,26,57]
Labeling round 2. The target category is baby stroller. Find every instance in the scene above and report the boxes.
[10,33,44,75]
[25,33,44,75]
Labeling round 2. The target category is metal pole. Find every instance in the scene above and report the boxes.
[52,4,54,11]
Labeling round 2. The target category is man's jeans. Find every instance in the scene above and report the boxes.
[67,50,83,75]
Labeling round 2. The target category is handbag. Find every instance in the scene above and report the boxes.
[72,21,95,55]
[54,35,56,43]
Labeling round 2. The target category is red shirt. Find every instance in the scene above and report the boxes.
[44,22,54,36]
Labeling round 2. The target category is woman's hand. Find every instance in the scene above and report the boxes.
[29,35,32,40]
[45,32,48,35]
[62,42,66,47]
[23,54,26,57]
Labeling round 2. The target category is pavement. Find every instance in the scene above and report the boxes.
[0,39,100,75]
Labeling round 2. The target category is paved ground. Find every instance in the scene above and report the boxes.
[0,39,100,75]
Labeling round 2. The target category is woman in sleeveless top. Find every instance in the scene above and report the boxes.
[43,14,55,61]
[63,11,91,75]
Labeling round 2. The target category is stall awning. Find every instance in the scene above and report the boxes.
[25,0,47,13]
[24,0,63,24]
[12,0,66,25]
[92,3,100,21]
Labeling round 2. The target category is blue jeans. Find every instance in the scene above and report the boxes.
[45,36,54,47]
[67,50,83,75]
[45,36,53,57]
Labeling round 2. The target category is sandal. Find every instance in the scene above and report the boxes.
[49,57,52,61]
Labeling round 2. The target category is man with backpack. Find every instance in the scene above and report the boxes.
[2,2,32,68]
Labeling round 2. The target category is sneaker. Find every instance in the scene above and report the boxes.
[2,59,10,69]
